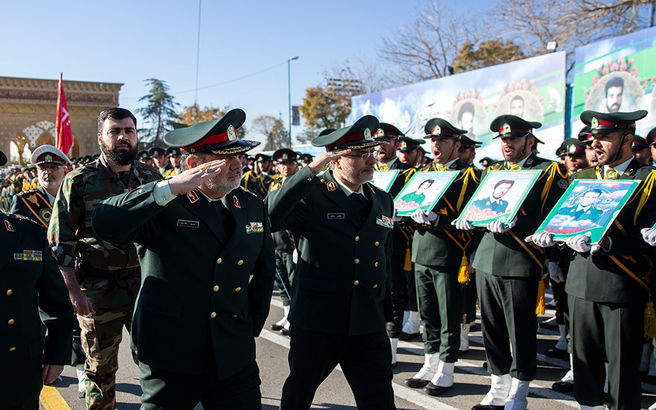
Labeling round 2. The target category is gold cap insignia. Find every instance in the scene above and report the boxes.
[400,142,407,150]
[45,154,53,162]
[591,117,599,129]
[569,145,577,154]
[282,153,288,160]
[364,128,371,139]
[503,123,511,133]
[375,128,384,138]
[432,126,441,135]
[227,125,236,140]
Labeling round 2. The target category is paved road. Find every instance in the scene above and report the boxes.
[42,295,656,409]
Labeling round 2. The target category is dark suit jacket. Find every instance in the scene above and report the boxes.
[92,183,275,378]
[566,159,656,304]
[266,166,394,335]
[1,211,72,406]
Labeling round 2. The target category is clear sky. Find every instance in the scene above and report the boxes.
[2,0,491,148]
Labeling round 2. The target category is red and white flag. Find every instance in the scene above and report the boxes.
[55,73,73,155]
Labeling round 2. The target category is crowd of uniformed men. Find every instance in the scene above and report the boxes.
[3,104,656,410]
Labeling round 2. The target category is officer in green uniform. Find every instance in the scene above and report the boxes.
[10,145,71,226]
[531,110,655,410]
[241,153,274,199]
[0,148,74,410]
[268,148,301,335]
[267,116,396,410]
[404,118,481,395]
[92,108,274,409]
[458,115,569,410]
[48,108,162,410]
[373,123,410,171]
[396,136,426,168]
[459,135,482,166]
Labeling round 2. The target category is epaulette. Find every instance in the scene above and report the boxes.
[15,188,38,198]
[1,210,42,227]
[236,186,260,199]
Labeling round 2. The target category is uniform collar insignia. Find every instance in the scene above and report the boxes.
[233,195,241,208]
[326,181,336,191]
[187,190,199,204]
[4,219,14,232]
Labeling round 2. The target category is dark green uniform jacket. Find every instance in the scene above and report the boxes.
[566,160,656,303]
[1,211,73,407]
[10,186,53,227]
[413,160,481,268]
[266,166,394,335]
[472,154,569,278]
[91,184,275,379]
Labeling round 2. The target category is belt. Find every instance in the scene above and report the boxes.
[83,266,140,280]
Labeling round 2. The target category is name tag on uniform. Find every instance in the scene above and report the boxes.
[14,250,43,261]
[327,212,345,220]
[376,215,394,229]
[245,222,263,234]
[177,219,200,228]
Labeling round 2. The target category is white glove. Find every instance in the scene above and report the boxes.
[411,209,438,225]
[392,209,403,222]
[452,219,474,231]
[642,228,656,247]
[565,234,591,253]
[525,231,556,248]
[547,261,564,283]
[487,216,516,233]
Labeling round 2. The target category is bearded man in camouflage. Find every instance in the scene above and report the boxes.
[48,108,162,409]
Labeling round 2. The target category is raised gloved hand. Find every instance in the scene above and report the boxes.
[641,228,656,247]
[547,261,564,283]
[452,219,474,231]
[411,209,438,225]
[525,231,556,247]
[565,234,591,253]
[487,216,516,233]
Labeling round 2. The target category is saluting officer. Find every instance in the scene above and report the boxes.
[458,115,569,410]
[92,108,275,409]
[267,115,396,410]
[0,148,74,410]
[530,110,655,410]
[404,118,481,395]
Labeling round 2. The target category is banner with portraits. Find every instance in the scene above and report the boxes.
[350,52,566,162]
[570,26,656,137]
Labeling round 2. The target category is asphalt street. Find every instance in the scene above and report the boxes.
[42,294,656,409]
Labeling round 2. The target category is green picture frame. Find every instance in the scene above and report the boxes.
[456,169,543,227]
[371,170,400,193]
[534,179,640,245]
[394,171,460,216]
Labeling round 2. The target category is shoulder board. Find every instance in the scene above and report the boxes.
[16,188,38,197]
[2,210,42,227]
[235,186,260,199]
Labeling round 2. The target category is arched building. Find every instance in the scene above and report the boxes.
[0,76,122,165]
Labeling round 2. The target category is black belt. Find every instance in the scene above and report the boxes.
[83,266,140,280]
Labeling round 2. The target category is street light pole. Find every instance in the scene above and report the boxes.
[288,56,299,146]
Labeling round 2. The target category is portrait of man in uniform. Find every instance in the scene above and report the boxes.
[509,95,526,117]
[605,76,624,113]
[471,179,514,214]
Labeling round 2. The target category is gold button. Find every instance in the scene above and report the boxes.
[6,289,12,296]
[8,347,16,352]
[355,236,360,242]
[232,314,238,318]
[374,241,380,247]
[353,280,360,286]
[373,284,378,289]
[210,312,217,319]
[7,319,15,325]
[235,287,242,292]
[374,261,379,267]
[213,285,220,292]
[237,260,244,266]
[354,258,360,264]
[216,258,223,264]
[306,177,313,181]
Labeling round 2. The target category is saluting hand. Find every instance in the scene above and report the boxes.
[307,150,353,175]
[167,159,227,196]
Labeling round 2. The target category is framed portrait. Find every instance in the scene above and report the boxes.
[456,169,543,227]
[394,171,460,216]
[371,170,400,192]
[534,179,640,244]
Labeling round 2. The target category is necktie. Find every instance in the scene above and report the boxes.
[604,167,620,180]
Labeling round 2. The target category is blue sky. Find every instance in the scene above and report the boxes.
[1,0,491,147]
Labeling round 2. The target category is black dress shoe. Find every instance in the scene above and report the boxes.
[471,405,504,410]
[545,347,568,358]
[404,377,430,388]
[399,332,421,341]
[423,382,451,396]
[551,380,574,393]
[270,323,284,331]
[281,328,290,336]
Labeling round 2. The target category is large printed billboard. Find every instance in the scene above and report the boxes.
[350,52,567,161]
[571,26,656,136]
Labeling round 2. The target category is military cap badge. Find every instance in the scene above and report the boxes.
[400,141,408,150]
[45,154,53,162]
[227,125,236,141]
[375,128,384,138]
[432,126,441,135]
[569,145,577,154]
[503,123,511,133]
[364,128,371,139]
[282,153,288,160]
[591,117,599,130]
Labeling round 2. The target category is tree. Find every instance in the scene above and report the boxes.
[252,115,289,151]
[174,104,247,138]
[136,78,179,145]
[451,40,525,74]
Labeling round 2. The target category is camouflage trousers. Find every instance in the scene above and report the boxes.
[78,276,140,410]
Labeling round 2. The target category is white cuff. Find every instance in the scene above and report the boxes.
[153,180,175,206]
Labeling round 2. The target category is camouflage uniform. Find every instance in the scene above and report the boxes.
[48,155,161,409]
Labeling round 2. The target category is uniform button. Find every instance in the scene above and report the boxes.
[237,260,244,266]
[7,319,15,325]
[213,285,220,292]
[8,347,16,352]
[374,241,380,247]
[373,284,378,289]
[374,261,379,267]
[353,280,360,286]
[354,236,360,242]
[232,314,239,318]
[235,287,242,292]
[210,312,217,319]
[306,177,313,181]
[6,289,12,296]
[216,258,223,264]
[354,258,360,264]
